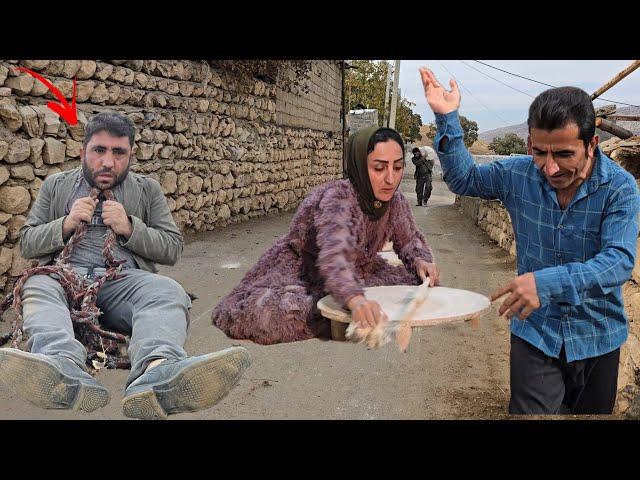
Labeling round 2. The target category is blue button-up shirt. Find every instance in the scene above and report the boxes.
[435,110,640,362]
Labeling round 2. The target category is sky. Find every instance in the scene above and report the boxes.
[392,60,639,133]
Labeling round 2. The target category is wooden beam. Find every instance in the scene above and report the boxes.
[591,60,640,101]
[604,115,640,122]
[596,117,634,139]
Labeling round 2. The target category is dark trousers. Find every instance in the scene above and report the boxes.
[509,334,620,415]
[415,176,432,205]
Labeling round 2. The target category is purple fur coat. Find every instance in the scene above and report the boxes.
[212,179,434,344]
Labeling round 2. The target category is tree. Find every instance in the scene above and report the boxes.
[490,133,527,155]
[426,114,478,148]
[345,60,422,142]
[396,99,423,143]
[459,115,478,147]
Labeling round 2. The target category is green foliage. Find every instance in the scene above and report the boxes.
[459,115,478,148]
[345,60,422,142]
[489,133,527,155]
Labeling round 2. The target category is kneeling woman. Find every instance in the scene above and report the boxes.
[212,126,440,344]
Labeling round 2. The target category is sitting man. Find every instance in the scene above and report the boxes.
[0,112,250,420]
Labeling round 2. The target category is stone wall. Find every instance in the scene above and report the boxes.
[456,154,640,416]
[0,60,344,294]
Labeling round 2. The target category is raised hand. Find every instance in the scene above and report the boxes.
[419,67,461,115]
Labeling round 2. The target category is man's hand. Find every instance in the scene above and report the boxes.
[102,200,133,238]
[62,197,98,238]
[415,259,440,286]
[491,272,541,320]
[419,67,461,115]
[347,295,388,329]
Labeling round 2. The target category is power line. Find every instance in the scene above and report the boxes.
[438,61,512,128]
[459,60,534,99]
[473,60,639,108]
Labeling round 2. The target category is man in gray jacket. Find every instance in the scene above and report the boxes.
[0,112,250,419]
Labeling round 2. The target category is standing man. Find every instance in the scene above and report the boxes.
[411,147,434,206]
[420,67,640,414]
[0,112,250,420]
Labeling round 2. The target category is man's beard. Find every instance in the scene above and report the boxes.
[82,157,130,190]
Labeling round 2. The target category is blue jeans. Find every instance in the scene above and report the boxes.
[21,267,192,387]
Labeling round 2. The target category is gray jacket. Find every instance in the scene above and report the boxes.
[19,168,183,273]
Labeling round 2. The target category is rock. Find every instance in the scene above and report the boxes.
[10,246,34,276]
[0,224,6,243]
[10,164,35,181]
[90,83,109,104]
[0,212,11,223]
[29,138,45,165]
[0,98,22,131]
[40,106,61,135]
[177,173,190,195]
[210,174,224,191]
[94,63,114,81]
[68,111,88,141]
[29,80,49,97]
[18,105,45,138]
[61,60,81,79]
[29,177,43,201]
[76,80,96,102]
[6,215,26,241]
[0,166,9,185]
[49,79,73,100]
[66,139,82,158]
[108,84,121,103]
[0,186,31,214]
[161,171,177,194]
[218,204,231,220]
[42,138,65,164]
[135,143,154,161]
[21,60,49,71]
[0,247,12,275]
[188,176,203,194]
[4,75,35,96]
[0,140,7,161]
[76,60,97,79]
[0,65,8,85]
[134,72,148,89]
[6,138,31,163]
[0,87,11,96]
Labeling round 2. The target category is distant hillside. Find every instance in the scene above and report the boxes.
[479,106,640,143]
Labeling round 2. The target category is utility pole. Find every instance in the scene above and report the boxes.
[383,61,392,127]
[389,60,401,129]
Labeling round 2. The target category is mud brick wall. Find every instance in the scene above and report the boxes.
[0,60,344,294]
[456,154,640,416]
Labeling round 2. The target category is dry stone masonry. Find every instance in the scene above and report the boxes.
[0,60,344,294]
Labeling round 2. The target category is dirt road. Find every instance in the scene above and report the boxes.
[0,175,519,419]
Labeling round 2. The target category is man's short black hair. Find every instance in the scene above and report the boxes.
[527,86,595,150]
[412,147,421,154]
[83,111,136,148]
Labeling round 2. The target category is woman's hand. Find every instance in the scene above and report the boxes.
[415,259,440,286]
[419,67,460,115]
[346,295,388,328]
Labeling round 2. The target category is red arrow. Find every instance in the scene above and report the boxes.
[14,66,78,125]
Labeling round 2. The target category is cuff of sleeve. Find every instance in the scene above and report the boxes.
[433,110,464,154]
[53,216,67,248]
[119,215,144,249]
[534,267,580,306]
[339,286,366,309]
